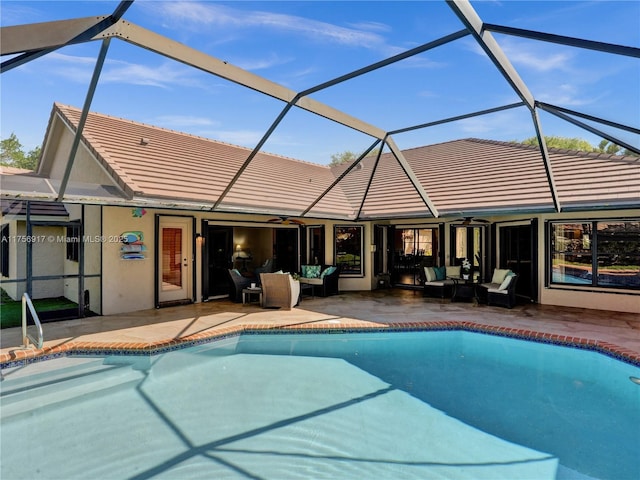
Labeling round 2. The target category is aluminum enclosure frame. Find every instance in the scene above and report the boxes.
[1,0,638,221]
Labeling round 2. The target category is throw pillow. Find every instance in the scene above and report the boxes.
[491,268,511,284]
[320,266,336,278]
[301,265,310,278]
[446,266,461,278]
[424,267,436,282]
[498,275,513,290]
[231,269,241,276]
[434,266,446,280]
[307,265,321,278]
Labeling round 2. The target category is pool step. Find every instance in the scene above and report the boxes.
[0,358,147,420]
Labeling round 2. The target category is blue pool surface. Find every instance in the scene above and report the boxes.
[1,330,639,479]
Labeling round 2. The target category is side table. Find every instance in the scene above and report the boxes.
[242,287,263,305]
[299,282,314,301]
[451,278,479,303]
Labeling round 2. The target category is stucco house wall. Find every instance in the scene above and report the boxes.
[101,206,155,316]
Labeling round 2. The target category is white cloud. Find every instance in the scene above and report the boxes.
[148,2,388,49]
[235,53,293,72]
[503,47,571,73]
[38,53,206,89]
[102,61,198,88]
[458,111,532,138]
[536,84,600,107]
[465,37,573,73]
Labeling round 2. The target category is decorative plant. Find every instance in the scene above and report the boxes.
[462,258,471,275]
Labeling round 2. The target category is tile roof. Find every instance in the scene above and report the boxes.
[48,103,640,220]
[0,166,34,175]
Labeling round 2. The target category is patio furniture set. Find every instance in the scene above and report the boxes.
[227,263,341,310]
[422,266,519,308]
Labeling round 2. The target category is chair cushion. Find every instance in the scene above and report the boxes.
[299,277,323,285]
[446,266,461,278]
[434,266,446,280]
[320,266,337,278]
[301,265,321,278]
[487,288,508,294]
[491,269,511,284]
[425,280,454,287]
[424,267,436,282]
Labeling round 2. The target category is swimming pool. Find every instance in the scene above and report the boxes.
[1,330,639,479]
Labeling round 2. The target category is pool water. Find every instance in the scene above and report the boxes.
[1,331,639,479]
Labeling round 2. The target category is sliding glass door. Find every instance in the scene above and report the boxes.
[392,227,439,287]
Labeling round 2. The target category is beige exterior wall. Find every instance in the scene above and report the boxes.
[101,206,155,316]
[93,206,639,316]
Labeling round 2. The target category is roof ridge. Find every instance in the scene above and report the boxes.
[54,103,330,169]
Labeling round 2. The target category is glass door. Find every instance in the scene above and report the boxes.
[392,227,438,286]
[452,226,485,280]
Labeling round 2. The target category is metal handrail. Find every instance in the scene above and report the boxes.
[22,293,43,349]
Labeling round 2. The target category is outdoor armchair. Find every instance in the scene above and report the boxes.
[259,272,300,310]
[227,268,255,303]
[479,269,519,308]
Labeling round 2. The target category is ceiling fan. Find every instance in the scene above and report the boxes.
[267,216,305,225]
[447,216,490,225]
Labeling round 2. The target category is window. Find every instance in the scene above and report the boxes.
[1,224,9,277]
[550,220,639,289]
[66,225,80,262]
[335,225,363,276]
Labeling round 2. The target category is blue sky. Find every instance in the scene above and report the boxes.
[1,0,639,165]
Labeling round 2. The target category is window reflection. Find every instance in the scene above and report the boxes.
[551,221,639,288]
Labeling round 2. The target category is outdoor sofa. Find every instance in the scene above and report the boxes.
[298,264,341,297]
[422,265,463,298]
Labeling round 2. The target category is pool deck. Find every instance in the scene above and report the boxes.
[2,289,639,367]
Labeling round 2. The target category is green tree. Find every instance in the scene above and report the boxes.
[329,148,380,166]
[520,135,594,152]
[329,150,358,166]
[0,133,40,170]
[595,140,636,156]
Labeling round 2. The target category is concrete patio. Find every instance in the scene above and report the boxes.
[2,289,639,365]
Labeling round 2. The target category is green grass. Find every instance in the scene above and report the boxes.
[0,289,78,329]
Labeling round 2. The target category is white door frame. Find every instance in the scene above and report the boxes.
[156,215,194,305]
